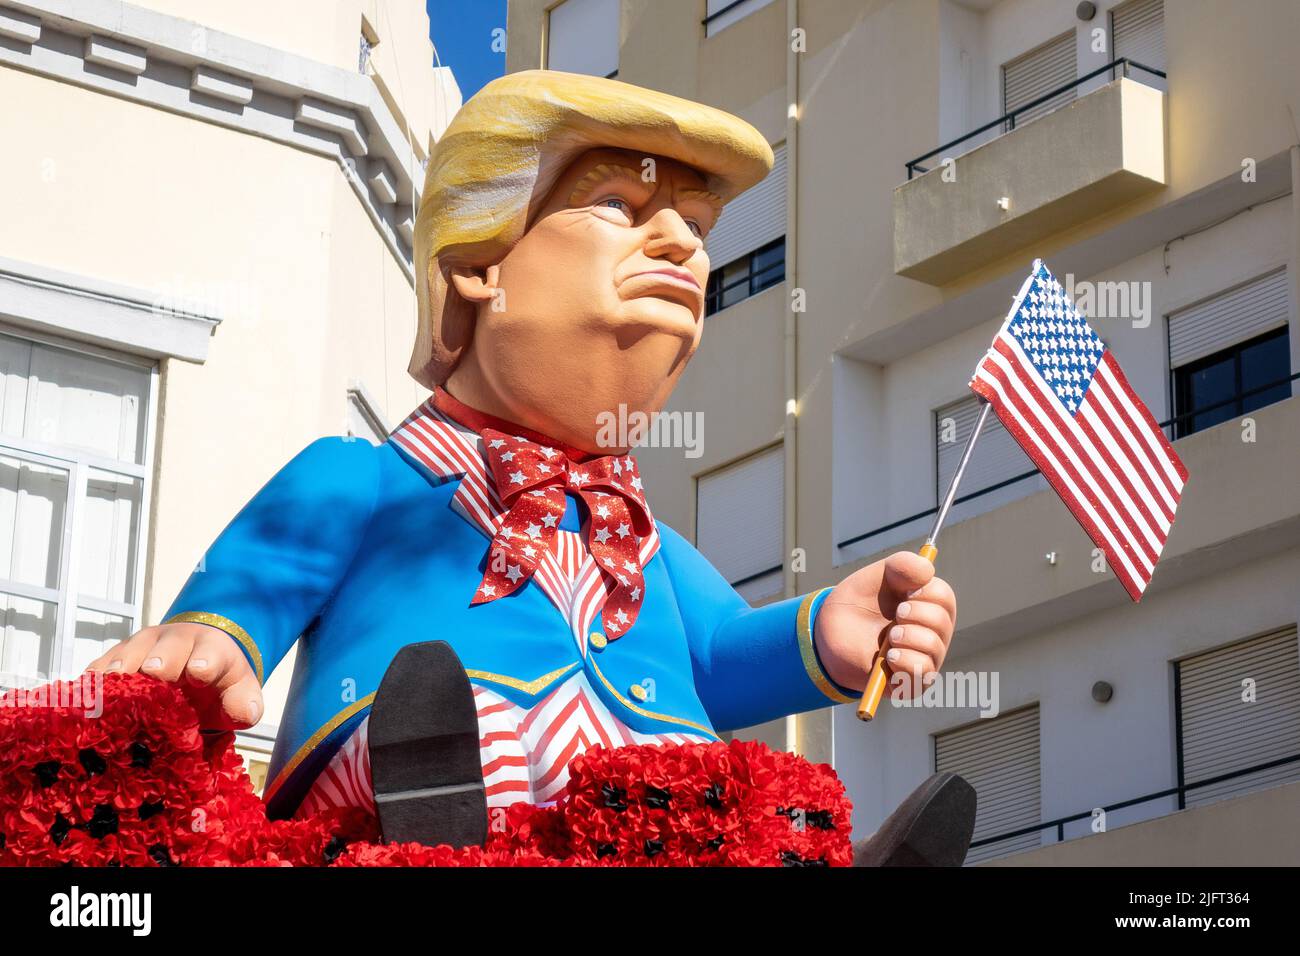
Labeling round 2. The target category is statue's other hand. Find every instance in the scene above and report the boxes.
[85,622,263,730]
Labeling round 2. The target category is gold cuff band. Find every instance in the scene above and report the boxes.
[165,610,264,685]
[797,588,857,704]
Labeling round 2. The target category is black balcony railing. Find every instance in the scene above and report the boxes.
[834,371,1299,555]
[905,58,1167,180]
[727,373,1297,586]
[969,751,1300,857]
[735,372,1297,585]
[702,0,753,28]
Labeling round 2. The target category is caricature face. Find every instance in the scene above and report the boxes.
[444,148,723,453]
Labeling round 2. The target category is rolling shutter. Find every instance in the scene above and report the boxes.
[935,396,1033,504]
[1167,268,1290,369]
[1002,30,1077,125]
[705,142,786,270]
[547,0,619,78]
[1112,0,1165,74]
[696,446,783,601]
[935,706,1041,864]
[1177,626,1300,808]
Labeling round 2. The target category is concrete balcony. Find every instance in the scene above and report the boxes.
[894,77,1167,286]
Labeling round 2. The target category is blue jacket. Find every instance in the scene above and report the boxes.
[165,435,856,817]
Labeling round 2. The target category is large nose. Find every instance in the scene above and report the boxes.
[642,207,703,265]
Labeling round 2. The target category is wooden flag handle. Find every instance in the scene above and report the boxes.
[856,542,939,721]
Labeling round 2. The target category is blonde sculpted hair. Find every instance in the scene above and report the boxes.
[408,70,774,389]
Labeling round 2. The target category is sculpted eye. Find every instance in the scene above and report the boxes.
[595,197,633,221]
[685,219,703,239]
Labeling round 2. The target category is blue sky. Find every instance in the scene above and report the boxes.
[427,0,508,100]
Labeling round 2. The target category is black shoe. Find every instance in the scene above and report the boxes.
[852,772,977,867]
[368,641,488,848]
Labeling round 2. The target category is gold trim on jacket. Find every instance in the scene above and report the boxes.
[164,611,264,684]
[796,588,858,704]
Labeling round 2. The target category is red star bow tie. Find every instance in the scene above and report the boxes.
[472,427,653,638]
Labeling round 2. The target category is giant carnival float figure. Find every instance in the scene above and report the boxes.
[85,71,974,866]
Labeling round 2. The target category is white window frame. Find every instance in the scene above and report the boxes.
[0,324,158,679]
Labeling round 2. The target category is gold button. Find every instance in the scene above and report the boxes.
[629,683,648,702]
[589,633,608,650]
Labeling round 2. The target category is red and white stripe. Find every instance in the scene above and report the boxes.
[389,399,661,654]
[297,673,709,817]
[971,336,1188,600]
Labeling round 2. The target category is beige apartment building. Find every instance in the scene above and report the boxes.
[0,0,460,791]
[507,0,1300,863]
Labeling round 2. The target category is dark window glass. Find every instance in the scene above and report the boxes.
[1174,326,1290,438]
[1240,332,1291,414]
[705,237,786,316]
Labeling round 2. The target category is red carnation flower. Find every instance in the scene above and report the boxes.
[0,674,853,867]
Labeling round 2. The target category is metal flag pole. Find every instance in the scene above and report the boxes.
[857,400,992,721]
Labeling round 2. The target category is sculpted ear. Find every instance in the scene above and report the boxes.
[449,264,502,305]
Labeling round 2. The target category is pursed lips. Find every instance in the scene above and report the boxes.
[622,268,702,292]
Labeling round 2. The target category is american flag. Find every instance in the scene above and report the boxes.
[969,260,1188,601]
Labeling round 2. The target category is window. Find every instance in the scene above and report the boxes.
[935,706,1041,864]
[547,0,619,78]
[235,728,277,796]
[1176,627,1300,809]
[704,0,777,38]
[934,395,1033,504]
[1111,0,1165,76]
[704,141,786,315]
[1169,269,1292,439]
[1002,30,1077,128]
[359,16,379,74]
[705,238,785,315]
[696,446,783,602]
[0,331,154,682]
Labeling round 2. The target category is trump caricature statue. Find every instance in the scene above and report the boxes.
[87,71,964,862]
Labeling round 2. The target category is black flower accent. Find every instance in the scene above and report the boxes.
[322,836,347,865]
[87,804,119,839]
[130,741,153,769]
[148,844,178,867]
[78,748,108,776]
[702,782,725,810]
[49,813,72,846]
[805,809,835,831]
[779,850,828,867]
[137,800,166,821]
[596,842,618,858]
[601,783,628,812]
[645,785,672,810]
[34,760,61,788]
[643,839,664,858]
[706,835,725,851]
